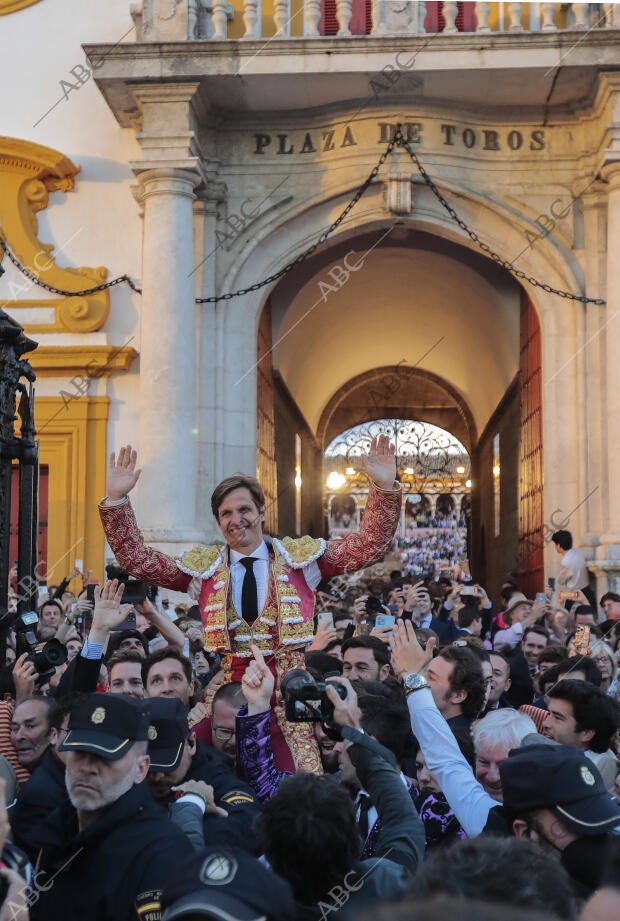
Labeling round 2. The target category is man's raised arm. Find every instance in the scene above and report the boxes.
[99,445,191,592]
[391,620,498,837]
[319,435,402,579]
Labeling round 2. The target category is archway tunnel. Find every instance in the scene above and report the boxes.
[257,225,543,600]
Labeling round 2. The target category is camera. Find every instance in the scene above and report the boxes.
[15,611,67,683]
[281,669,347,737]
[105,564,155,605]
[365,595,384,616]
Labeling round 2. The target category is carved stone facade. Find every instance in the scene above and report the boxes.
[2,1,620,598]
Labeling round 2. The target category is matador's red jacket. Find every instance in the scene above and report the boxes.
[99,483,402,659]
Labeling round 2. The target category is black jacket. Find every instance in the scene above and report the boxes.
[31,780,194,921]
[53,652,101,698]
[9,748,67,860]
[176,741,261,852]
[505,650,535,709]
[294,729,425,920]
[482,804,611,899]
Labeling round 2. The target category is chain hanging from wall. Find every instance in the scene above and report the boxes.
[0,126,605,306]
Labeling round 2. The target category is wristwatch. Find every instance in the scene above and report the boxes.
[402,673,429,696]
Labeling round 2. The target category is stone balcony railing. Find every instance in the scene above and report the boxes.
[130,1,617,42]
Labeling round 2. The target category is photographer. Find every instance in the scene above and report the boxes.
[256,676,424,917]
[415,582,462,645]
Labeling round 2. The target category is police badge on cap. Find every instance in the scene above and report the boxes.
[59,693,151,761]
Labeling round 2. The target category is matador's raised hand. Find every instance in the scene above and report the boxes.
[361,434,397,490]
[107,444,142,500]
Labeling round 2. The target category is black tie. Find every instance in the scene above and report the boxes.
[240,557,258,624]
[357,793,373,842]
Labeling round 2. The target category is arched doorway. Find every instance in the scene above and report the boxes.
[255,227,543,599]
[324,417,470,577]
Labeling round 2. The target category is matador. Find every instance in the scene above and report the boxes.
[99,436,401,773]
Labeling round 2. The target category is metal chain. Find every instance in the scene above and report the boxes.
[393,126,605,306]
[0,238,143,297]
[0,129,604,306]
[195,137,398,303]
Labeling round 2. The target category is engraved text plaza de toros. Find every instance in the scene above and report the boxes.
[253,123,547,155]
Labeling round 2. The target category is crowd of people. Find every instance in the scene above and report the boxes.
[0,440,618,921]
[395,527,468,579]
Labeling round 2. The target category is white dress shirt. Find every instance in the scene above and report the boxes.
[230,541,271,617]
[407,687,497,837]
[229,540,323,618]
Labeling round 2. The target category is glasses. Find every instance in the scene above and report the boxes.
[213,726,235,741]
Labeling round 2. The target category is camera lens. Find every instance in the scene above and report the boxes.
[39,639,68,667]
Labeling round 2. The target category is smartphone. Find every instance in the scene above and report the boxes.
[548,577,556,591]
[535,592,547,605]
[111,610,137,633]
[574,624,590,656]
[75,560,83,572]
[317,611,334,630]
[375,613,395,631]
[148,635,166,653]
[86,582,99,604]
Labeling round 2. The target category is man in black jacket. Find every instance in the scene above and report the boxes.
[505,625,550,709]
[9,700,71,859]
[30,693,194,921]
[146,697,261,853]
[256,677,425,919]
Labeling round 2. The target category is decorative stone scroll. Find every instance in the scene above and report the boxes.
[0,137,110,333]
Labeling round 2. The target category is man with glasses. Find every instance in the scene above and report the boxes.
[210,682,245,763]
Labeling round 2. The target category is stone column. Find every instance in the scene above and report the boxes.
[193,181,227,542]
[579,183,608,546]
[600,162,620,546]
[134,167,205,545]
[218,291,260,478]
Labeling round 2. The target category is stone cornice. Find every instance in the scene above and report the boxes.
[29,345,138,377]
[85,32,620,128]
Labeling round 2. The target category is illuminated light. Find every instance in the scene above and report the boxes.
[492,464,501,477]
[191,428,199,436]
[456,466,465,474]
[345,467,355,476]
[465,479,472,488]
[404,467,414,475]
[326,472,346,490]
[294,473,302,489]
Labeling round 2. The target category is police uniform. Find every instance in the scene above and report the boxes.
[31,694,194,921]
[147,697,260,854]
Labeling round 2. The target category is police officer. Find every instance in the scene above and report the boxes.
[146,698,260,853]
[31,693,194,921]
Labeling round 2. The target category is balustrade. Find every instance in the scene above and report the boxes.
[134,1,618,42]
